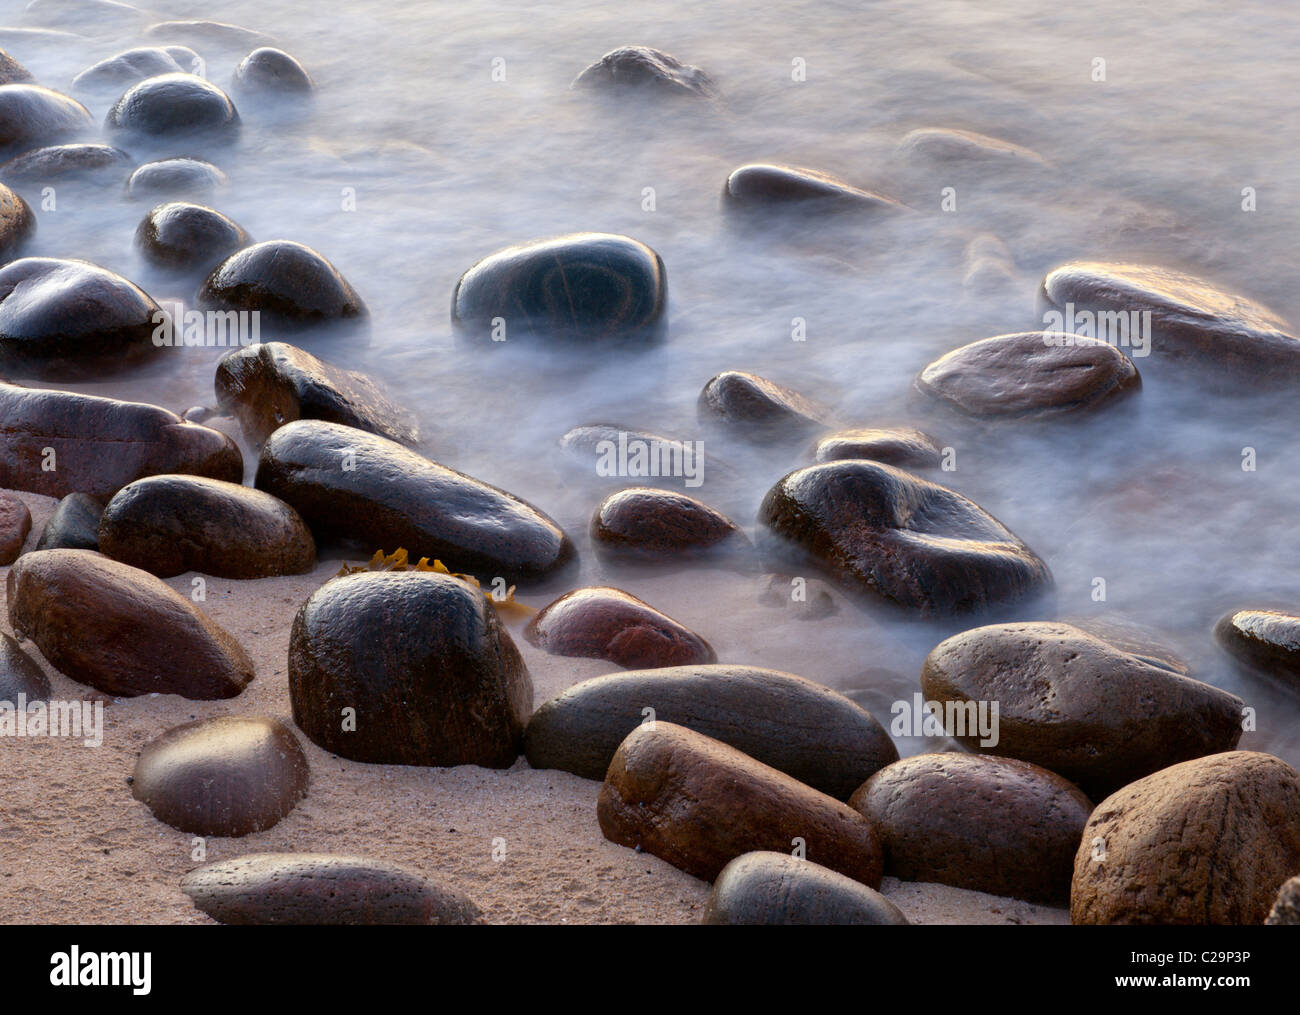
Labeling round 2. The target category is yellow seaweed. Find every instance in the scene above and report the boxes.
[335,548,536,620]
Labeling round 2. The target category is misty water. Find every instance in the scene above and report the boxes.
[5,0,1299,765]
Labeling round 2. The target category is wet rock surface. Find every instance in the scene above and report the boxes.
[72,46,200,91]
[1215,609,1300,688]
[199,239,365,323]
[921,622,1244,798]
[106,73,240,138]
[917,331,1141,417]
[0,85,92,150]
[233,48,313,94]
[598,722,885,884]
[256,420,573,582]
[99,475,316,579]
[181,853,483,925]
[525,663,897,799]
[0,380,243,500]
[590,487,741,556]
[524,586,716,669]
[0,490,31,563]
[0,181,33,259]
[127,157,226,199]
[1039,261,1300,383]
[0,143,132,183]
[813,427,942,467]
[215,341,417,447]
[851,752,1092,905]
[35,491,101,550]
[1071,751,1300,924]
[289,570,532,767]
[452,232,666,342]
[698,370,828,440]
[759,460,1052,616]
[132,716,310,836]
[572,46,715,98]
[0,50,32,87]
[135,201,248,271]
[704,851,909,925]
[722,163,904,212]
[0,257,165,375]
[6,549,255,698]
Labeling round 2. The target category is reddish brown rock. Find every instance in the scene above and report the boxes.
[917,331,1140,417]
[813,427,942,468]
[850,752,1092,905]
[704,852,909,925]
[590,487,741,557]
[598,722,884,885]
[1071,752,1300,925]
[181,853,482,925]
[0,490,30,563]
[0,631,48,702]
[922,622,1244,798]
[525,586,715,669]
[0,380,243,500]
[99,475,315,578]
[6,549,254,699]
[698,370,828,441]
[132,716,309,836]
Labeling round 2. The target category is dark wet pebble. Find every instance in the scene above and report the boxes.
[135,200,248,271]
[0,143,133,184]
[0,630,49,702]
[127,157,226,199]
[572,46,715,98]
[1215,609,1300,688]
[0,85,92,149]
[106,73,239,139]
[813,427,942,467]
[0,181,33,259]
[704,852,909,925]
[698,370,829,441]
[72,46,200,90]
[722,163,904,212]
[199,239,365,323]
[35,491,102,550]
[590,487,740,557]
[233,47,313,94]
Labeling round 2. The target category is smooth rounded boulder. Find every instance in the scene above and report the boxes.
[0,489,30,563]
[127,157,226,199]
[0,181,33,260]
[723,164,903,212]
[6,549,255,698]
[921,622,1244,798]
[256,420,573,582]
[1071,752,1300,924]
[698,370,828,440]
[1215,609,1300,688]
[0,85,91,149]
[181,853,482,925]
[72,46,201,90]
[524,663,898,799]
[215,341,418,447]
[106,73,239,138]
[0,380,243,500]
[135,201,248,271]
[813,427,942,468]
[289,570,532,767]
[452,233,666,342]
[850,752,1092,905]
[0,143,132,183]
[0,631,49,702]
[99,475,315,578]
[917,331,1140,417]
[35,491,101,550]
[598,722,884,884]
[1039,261,1300,383]
[590,487,740,556]
[759,461,1052,616]
[0,258,166,374]
[199,240,365,323]
[132,716,309,836]
[233,48,313,94]
[704,852,909,925]
[572,46,715,98]
[524,586,716,669]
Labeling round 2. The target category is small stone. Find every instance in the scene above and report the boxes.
[898,128,1047,167]
[0,490,31,563]
[289,570,532,767]
[756,573,838,620]
[98,475,316,579]
[132,716,309,836]
[590,487,741,557]
[0,181,34,259]
[598,722,885,884]
[1215,609,1300,689]
[0,630,49,702]
[127,157,227,200]
[0,85,92,149]
[199,240,365,324]
[704,852,909,925]
[35,492,101,550]
[181,853,482,925]
[698,370,829,441]
[813,427,942,468]
[72,46,200,91]
[233,48,313,94]
[135,201,248,272]
[572,46,715,98]
[0,50,33,86]
[106,73,239,139]
[6,549,255,698]
[1071,751,1300,925]
[850,752,1092,905]
[0,143,132,183]
[524,586,716,669]
[722,164,904,212]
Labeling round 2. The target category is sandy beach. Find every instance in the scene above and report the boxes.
[0,486,1067,925]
